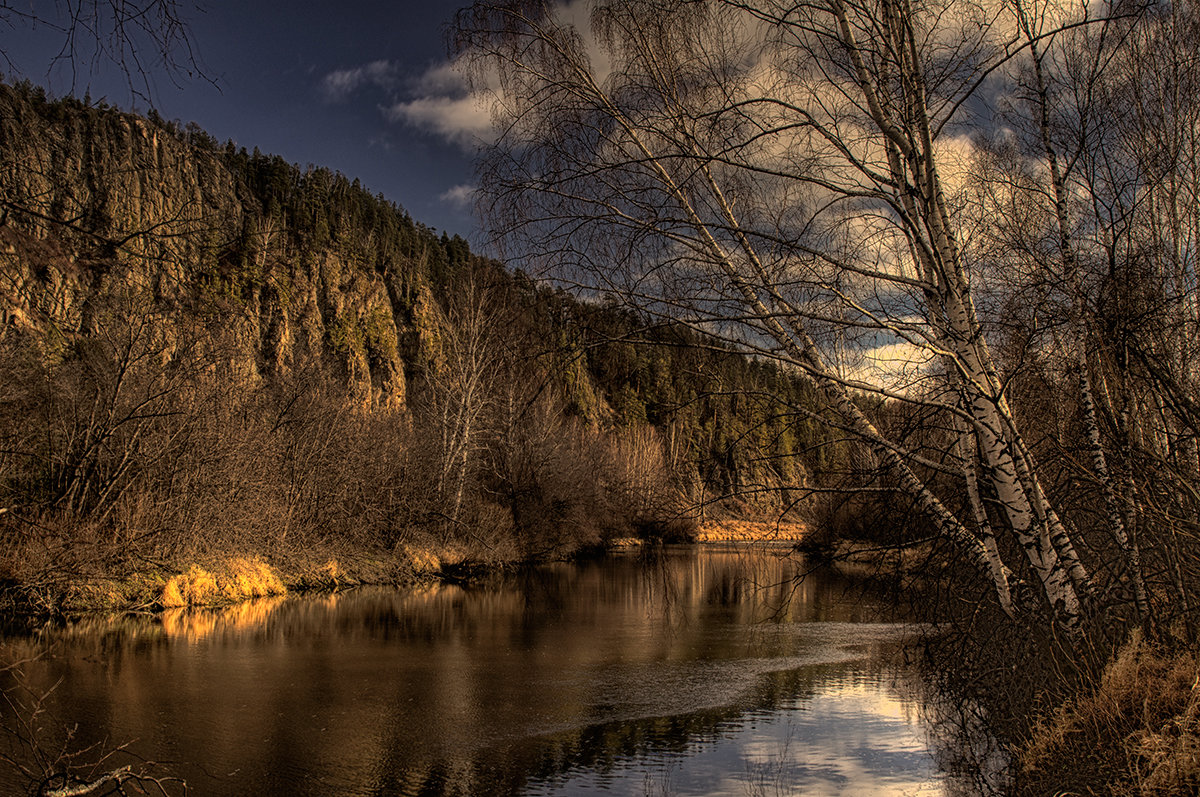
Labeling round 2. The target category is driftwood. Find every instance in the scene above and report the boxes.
[39,765,182,796]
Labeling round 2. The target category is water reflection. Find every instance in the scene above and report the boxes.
[0,546,997,795]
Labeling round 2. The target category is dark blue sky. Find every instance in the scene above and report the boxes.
[3,1,483,242]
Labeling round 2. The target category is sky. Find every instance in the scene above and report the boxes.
[2,1,487,243]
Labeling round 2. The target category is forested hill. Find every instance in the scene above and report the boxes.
[0,80,835,603]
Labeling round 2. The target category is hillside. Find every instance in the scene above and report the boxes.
[0,81,836,612]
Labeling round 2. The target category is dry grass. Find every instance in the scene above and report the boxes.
[38,541,471,614]
[1018,632,1200,796]
[396,542,470,575]
[160,557,286,608]
[694,519,807,543]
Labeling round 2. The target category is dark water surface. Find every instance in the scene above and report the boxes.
[0,546,1002,795]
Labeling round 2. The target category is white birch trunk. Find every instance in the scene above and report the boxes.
[1017,6,1148,618]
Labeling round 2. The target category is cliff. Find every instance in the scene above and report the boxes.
[0,81,460,407]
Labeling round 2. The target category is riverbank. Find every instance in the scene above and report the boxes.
[3,515,958,622]
[1,541,470,619]
[1013,632,1200,795]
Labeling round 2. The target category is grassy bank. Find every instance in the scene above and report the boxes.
[9,517,811,616]
[0,538,490,617]
[1016,633,1200,795]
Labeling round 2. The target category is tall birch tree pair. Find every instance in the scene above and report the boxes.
[454,0,1200,639]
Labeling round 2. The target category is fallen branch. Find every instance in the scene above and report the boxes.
[39,765,183,796]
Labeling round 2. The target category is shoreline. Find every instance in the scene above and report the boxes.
[1,544,450,622]
[0,525,945,624]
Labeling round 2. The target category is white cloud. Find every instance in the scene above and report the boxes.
[317,55,495,150]
[439,183,477,208]
[380,1,617,152]
[321,60,399,102]
[384,92,495,150]
[410,60,469,95]
[386,0,604,152]
[840,340,937,394]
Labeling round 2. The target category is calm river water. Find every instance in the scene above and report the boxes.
[0,546,1004,795]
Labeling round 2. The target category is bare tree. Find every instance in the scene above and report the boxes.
[419,271,506,531]
[997,0,1151,621]
[965,0,1200,633]
[0,1,205,102]
[452,0,1164,635]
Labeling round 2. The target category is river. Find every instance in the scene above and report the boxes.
[0,545,1005,795]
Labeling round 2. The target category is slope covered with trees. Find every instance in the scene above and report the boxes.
[0,80,839,611]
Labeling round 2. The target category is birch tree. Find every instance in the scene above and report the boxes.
[454,0,1127,633]
[967,0,1200,631]
[1110,1,1200,629]
[424,272,504,530]
[999,0,1151,620]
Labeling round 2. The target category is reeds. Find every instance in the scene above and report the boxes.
[160,557,286,608]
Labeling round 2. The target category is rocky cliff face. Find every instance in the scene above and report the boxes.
[0,82,460,407]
